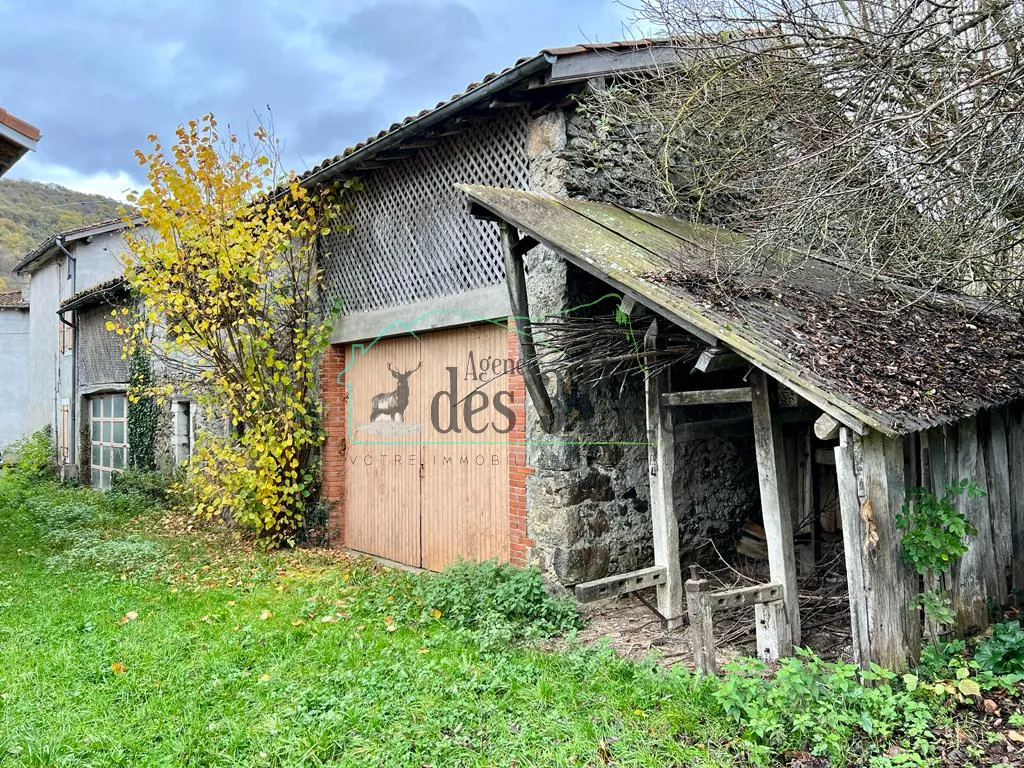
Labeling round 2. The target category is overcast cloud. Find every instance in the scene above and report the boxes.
[0,0,640,199]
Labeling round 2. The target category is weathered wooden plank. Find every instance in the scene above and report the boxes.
[859,429,920,671]
[685,569,716,673]
[458,184,879,436]
[950,416,991,631]
[1008,402,1024,597]
[500,222,554,433]
[750,369,799,651]
[814,414,841,441]
[692,347,745,374]
[984,410,1012,607]
[835,428,872,668]
[755,600,788,663]
[644,321,684,630]
[707,582,783,612]
[661,388,753,407]
[574,566,667,603]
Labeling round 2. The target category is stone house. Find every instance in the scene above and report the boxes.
[310,40,755,581]
[13,221,208,486]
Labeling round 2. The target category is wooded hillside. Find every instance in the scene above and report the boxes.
[0,179,124,289]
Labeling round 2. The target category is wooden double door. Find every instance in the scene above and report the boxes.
[343,324,512,570]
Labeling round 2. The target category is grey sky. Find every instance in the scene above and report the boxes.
[0,0,640,199]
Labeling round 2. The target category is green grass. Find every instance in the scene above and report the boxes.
[0,474,737,767]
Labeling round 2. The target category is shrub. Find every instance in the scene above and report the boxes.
[713,649,935,765]
[974,621,1024,675]
[4,428,55,479]
[109,468,176,507]
[418,560,582,639]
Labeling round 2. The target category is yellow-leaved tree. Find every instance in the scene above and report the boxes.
[111,113,348,542]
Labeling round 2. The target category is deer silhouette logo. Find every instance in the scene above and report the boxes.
[370,361,422,422]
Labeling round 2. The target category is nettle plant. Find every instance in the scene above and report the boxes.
[896,479,983,643]
[110,114,349,543]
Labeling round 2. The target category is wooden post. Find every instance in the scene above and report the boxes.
[685,566,716,673]
[749,368,798,651]
[644,321,684,629]
[860,429,920,671]
[835,428,872,668]
[984,410,1012,607]
[499,222,554,433]
[1009,403,1024,598]
[951,416,992,631]
[755,600,787,663]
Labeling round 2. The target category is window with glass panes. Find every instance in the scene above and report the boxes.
[90,394,128,489]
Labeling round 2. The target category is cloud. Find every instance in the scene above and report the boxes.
[0,0,643,197]
[6,155,139,202]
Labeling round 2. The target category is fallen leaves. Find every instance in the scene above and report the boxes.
[111,662,126,675]
[259,610,272,621]
[118,611,139,625]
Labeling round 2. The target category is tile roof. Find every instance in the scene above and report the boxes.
[297,39,667,186]
[13,215,141,276]
[458,184,1024,436]
[59,277,128,311]
[0,290,28,309]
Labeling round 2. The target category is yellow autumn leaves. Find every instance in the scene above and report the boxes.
[111,113,348,543]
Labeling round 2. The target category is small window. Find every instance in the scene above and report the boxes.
[171,400,193,465]
[90,393,128,490]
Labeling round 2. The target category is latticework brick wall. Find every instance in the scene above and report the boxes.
[322,110,529,315]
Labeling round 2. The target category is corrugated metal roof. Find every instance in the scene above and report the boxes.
[458,184,1024,436]
[297,39,668,187]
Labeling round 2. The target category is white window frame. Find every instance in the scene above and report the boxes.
[90,393,128,489]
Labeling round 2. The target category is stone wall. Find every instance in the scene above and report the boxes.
[522,104,761,585]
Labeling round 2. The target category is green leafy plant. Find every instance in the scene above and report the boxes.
[3,428,55,479]
[126,349,158,471]
[974,621,1024,675]
[896,480,983,643]
[713,649,935,765]
[418,560,582,640]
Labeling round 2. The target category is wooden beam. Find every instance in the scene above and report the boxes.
[685,568,716,673]
[645,321,684,630]
[860,429,920,670]
[661,388,752,407]
[814,413,841,441]
[500,222,554,433]
[574,566,666,603]
[510,234,539,259]
[1009,403,1024,596]
[835,428,872,668]
[749,369,799,651]
[951,416,992,631]
[706,582,782,612]
[692,346,745,374]
[984,410,1012,607]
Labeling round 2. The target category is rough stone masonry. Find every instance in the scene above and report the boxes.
[520,106,760,588]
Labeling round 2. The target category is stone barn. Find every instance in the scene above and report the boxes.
[313,39,730,577]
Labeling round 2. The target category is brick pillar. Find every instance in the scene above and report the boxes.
[321,343,347,547]
[507,320,535,566]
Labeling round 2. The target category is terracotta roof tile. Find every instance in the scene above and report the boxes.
[0,290,28,309]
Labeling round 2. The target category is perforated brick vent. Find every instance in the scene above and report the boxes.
[322,110,529,315]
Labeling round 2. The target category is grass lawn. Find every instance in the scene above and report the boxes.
[0,474,738,767]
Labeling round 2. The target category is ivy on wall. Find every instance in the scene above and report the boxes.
[127,349,158,471]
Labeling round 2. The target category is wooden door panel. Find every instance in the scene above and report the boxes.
[344,334,423,566]
[419,324,510,571]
